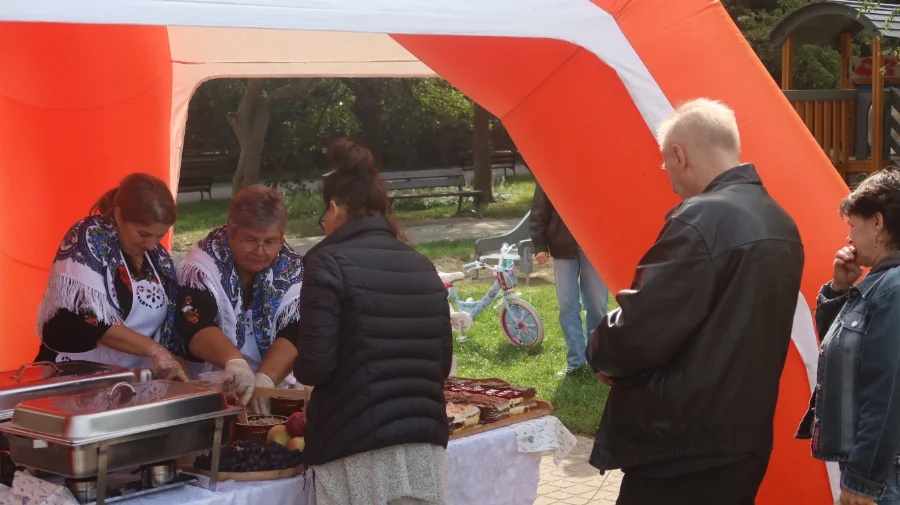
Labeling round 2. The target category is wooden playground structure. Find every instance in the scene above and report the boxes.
[771,0,900,186]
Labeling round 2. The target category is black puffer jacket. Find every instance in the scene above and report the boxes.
[292,217,453,466]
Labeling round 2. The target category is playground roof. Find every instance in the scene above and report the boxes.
[769,0,900,46]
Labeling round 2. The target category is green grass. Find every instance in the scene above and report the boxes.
[445,281,618,436]
[173,176,536,252]
[409,238,615,434]
[413,238,479,261]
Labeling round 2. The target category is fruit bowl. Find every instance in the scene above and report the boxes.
[234,415,288,446]
[187,440,304,482]
[271,396,305,417]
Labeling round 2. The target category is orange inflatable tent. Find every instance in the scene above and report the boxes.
[0,0,850,502]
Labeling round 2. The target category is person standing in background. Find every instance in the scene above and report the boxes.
[530,184,608,376]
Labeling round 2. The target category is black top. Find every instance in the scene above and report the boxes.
[36,256,165,362]
[175,286,299,363]
[292,217,453,467]
[587,164,805,473]
[529,183,579,260]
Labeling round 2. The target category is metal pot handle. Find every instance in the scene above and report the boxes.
[13,362,61,382]
[107,382,136,407]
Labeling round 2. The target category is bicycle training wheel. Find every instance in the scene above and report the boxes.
[500,299,544,348]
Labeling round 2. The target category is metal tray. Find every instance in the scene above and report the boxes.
[4,415,236,478]
[0,362,151,421]
[0,380,240,479]
[3,380,230,444]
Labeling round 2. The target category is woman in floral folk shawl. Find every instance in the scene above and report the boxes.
[176,185,304,415]
[35,173,188,381]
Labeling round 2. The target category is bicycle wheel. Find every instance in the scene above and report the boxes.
[500,299,544,348]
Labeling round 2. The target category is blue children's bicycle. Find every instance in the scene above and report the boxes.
[438,243,544,348]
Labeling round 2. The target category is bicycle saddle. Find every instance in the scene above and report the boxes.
[437,271,466,284]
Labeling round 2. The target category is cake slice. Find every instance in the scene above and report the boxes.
[505,385,537,401]
[446,402,481,428]
[444,379,539,416]
[445,391,510,423]
[479,388,525,414]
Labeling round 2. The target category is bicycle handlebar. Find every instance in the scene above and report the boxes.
[463,262,479,270]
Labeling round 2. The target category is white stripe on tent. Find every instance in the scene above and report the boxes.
[0,0,673,131]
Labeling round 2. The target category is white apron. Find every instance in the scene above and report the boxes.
[55,253,168,368]
[189,308,296,388]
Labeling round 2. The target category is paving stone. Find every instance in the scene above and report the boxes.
[539,434,619,504]
[556,484,597,495]
[537,484,558,496]
[545,490,575,501]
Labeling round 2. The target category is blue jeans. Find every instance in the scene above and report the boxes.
[839,462,900,504]
[554,248,608,369]
[883,474,900,505]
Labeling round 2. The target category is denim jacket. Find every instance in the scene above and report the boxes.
[796,252,900,500]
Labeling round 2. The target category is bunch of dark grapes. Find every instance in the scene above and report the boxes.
[193,441,303,473]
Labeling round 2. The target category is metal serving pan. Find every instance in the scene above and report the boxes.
[0,380,240,478]
[0,361,152,421]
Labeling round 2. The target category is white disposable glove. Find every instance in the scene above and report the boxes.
[224,359,256,407]
[248,373,275,415]
[147,343,189,382]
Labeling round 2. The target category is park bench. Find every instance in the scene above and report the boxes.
[380,167,485,218]
[177,172,215,202]
[461,150,519,178]
[178,152,230,202]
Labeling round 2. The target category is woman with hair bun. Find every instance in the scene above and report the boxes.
[35,173,188,381]
[294,138,452,505]
[798,169,900,505]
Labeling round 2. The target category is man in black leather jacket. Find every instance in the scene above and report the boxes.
[587,99,805,505]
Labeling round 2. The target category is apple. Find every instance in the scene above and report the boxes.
[273,431,291,446]
[287,437,305,452]
[286,412,307,438]
[266,424,287,443]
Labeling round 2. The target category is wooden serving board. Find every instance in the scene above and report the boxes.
[449,400,553,440]
[180,464,305,482]
[253,386,308,401]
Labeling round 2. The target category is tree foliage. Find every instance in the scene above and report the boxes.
[723,0,841,89]
[183,0,856,187]
[184,77,483,183]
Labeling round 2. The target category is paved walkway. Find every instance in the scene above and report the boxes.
[538,435,622,504]
[176,166,530,205]
[285,217,520,254]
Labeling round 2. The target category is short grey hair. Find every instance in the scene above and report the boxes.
[227,185,288,232]
[657,98,740,154]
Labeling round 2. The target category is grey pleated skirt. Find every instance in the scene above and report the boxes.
[308,443,447,505]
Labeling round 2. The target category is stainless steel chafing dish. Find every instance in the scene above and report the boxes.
[0,380,241,505]
[0,361,152,422]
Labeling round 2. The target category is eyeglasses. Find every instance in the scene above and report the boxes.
[237,236,282,254]
[318,206,328,231]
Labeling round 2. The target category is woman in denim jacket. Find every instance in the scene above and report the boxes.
[798,170,900,505]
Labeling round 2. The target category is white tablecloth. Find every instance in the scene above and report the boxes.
[0,416,575,505]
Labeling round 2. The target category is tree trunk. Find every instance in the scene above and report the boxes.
[232,108,271,195]
[473,102,494,202]
[345,79,385,166]
[229,78,317,195]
